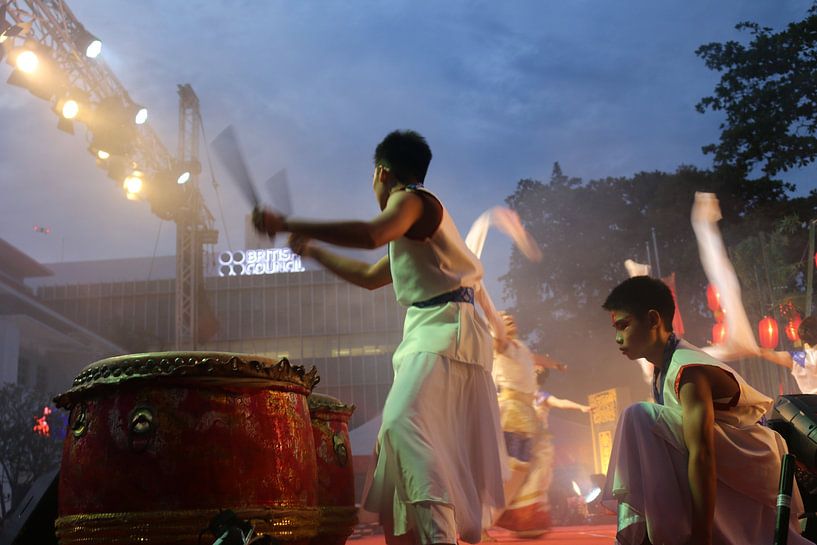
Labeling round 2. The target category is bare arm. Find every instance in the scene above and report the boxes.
[545,395,591,413]
[255,191,423,249]
[679,367,718,545]
[291,235,391,290]
[758,348,794,369]
[532,353,568,372]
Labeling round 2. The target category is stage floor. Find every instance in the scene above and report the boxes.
[349,524,617,544]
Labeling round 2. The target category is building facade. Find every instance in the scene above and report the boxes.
[34,248,406,429]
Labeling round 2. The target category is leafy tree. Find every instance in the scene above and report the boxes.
[0,383,64,522]
[696,4,817,179]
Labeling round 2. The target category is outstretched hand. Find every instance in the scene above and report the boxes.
[288,233,313,257]
[252,206,286,238]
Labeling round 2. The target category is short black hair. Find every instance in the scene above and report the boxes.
[373,130,432,185]
[603,276,675,332]
[535,368,550,389]
[800,316,817,345]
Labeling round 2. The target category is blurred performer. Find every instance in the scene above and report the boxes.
[487,312,591,539]
[601,276,807,545]
[691,192,759,362]
[693,191,817,395]
[254,130,505,545]
[757,316,817,393]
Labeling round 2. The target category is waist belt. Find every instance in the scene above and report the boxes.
[412,287,474,308]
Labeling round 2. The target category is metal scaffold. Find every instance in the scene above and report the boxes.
[1,0,218,349]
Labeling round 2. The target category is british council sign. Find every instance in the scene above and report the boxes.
[218,248,306,277]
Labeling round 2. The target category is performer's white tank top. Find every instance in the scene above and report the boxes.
[389,186,483,306]
[493,340,537,395]
[388,186,492,367]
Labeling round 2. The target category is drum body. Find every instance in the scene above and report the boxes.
[307,393,357,545]
[54,352,321,545]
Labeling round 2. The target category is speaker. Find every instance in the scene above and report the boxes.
[767,394,817,472]
[767,394,817,542]
[0,468,58,545]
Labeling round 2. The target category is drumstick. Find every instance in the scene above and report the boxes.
[211,125,260,208]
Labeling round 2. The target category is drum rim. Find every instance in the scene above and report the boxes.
[54,352,320,408]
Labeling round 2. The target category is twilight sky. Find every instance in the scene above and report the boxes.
[1,0,813,301]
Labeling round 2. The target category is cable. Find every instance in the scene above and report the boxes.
[197,110,233,252]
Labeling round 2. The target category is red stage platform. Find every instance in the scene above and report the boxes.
[349,524,617,544]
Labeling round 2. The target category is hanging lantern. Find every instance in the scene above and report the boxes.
[706,284,721,312]
[758,316,779,349]
[786,315,802,342]
[711,322,727,345]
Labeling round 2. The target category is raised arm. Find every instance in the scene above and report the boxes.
[544,395,591,413]
[757,348,794,369]
[532,353,568,372]
[255,190,423,249]
[289,235,391,290]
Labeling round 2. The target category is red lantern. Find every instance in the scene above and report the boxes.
[711,322,726,345]
[786,315,802,342]
[706,284,721,312]
[758,316,779,349]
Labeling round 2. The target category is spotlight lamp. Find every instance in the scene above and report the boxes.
[59,98,79,119]
[133,105,148,125]
[71,24,102,59]
[97,149,110,160]
[175,159,201,184]
[123,170,144,198]
[7,44,66,101]
[15,49,38,73]
[0,6,25,45]
[74,25,102,59]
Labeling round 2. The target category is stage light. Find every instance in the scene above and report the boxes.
[57,116,74,134]
[134,106,148,125]
[105,154,131,182]
[177,171,191,185]
[60,99,79,119]
[85,39,102,59]
[123,172,143,195]
[16,49,38,73]
[97,150,110,160]
[70,23,102,58]
[584,487,602,504]
[81,33,101,58]
[90,97,138,156]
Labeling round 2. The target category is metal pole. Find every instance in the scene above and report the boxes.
[806,220,815,316]
[645,241,652,274]
[651,227,662,277]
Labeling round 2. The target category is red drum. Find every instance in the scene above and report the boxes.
[307,393,357,545]
[53,352,321,545]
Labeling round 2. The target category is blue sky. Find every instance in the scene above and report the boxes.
[1,0,812,301]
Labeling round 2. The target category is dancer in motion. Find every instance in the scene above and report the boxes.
[253,130,505,545]
[757,316,817,394]
[692,191,817,394]
[487,312,568,539]
[601,275,807,545]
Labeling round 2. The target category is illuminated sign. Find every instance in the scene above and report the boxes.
[218,248,305,277]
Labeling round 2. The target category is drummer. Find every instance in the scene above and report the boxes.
[253,130,505,545]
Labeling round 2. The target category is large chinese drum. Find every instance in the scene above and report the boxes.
[53,352,321,545]
[307,393,357,545]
